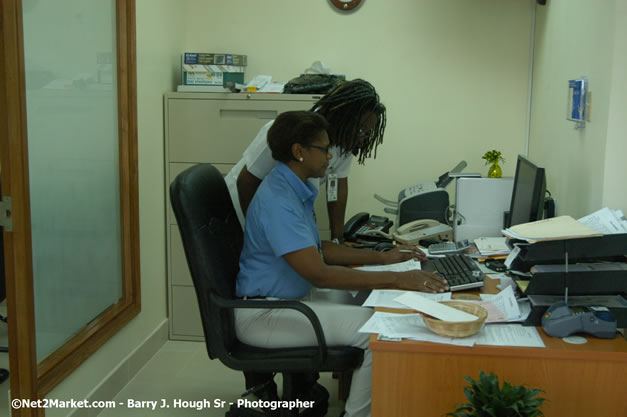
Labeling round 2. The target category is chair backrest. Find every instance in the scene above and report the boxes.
[169,164,243,358]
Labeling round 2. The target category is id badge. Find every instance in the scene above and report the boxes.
[327,173,338,202]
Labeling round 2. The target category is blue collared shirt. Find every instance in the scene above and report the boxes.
[236,163,321,298]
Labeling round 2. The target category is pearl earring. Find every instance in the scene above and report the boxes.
[299,157,304,162]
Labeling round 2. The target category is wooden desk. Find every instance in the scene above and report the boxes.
[370,280,627,417]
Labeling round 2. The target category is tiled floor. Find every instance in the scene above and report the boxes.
[98,340,345,417]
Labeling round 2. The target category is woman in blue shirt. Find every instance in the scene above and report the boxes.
[236,111,447,417]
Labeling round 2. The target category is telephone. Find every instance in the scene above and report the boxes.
[393,219,453,246]
[344,212,393,242]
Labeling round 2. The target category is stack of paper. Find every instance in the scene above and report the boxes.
[502,215,602,243]
[474,237,510,257]
[578,207,627,234]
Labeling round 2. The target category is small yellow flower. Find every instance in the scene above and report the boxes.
[482,150,505,165]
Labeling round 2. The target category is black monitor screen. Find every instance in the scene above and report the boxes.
[507,155,546,227]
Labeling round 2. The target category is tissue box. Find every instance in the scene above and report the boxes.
[182,64,245,86]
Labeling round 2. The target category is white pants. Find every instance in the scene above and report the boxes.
[234,298,373,417]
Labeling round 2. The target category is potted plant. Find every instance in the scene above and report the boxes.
[482,150,505,178]
[446,371,546,417]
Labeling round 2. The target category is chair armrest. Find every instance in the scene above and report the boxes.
[210,294,328,365]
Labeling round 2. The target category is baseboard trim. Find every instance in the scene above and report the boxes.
[66,319,168,417]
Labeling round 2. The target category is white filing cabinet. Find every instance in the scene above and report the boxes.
[164,92,328,340]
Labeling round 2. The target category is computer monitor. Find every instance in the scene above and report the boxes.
[507,155,546,227]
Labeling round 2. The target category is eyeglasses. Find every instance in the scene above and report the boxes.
[307,144,331,154]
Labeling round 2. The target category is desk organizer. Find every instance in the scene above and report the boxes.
[423,301,487,338]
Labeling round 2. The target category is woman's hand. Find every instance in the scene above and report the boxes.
[380,244,428,264]
[398,270,449,293]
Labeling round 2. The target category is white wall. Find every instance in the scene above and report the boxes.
[182,0,535,218]
[45,1,184,412]
[602,1,627,212]
[529,0,623,218]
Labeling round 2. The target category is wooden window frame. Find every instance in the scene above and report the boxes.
[0,0,140,412]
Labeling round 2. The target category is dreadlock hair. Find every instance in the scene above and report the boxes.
[310,78,386,164]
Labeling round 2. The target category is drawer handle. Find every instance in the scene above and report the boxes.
[220,109,277,119]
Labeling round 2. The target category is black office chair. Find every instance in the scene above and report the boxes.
[169,163,364,417]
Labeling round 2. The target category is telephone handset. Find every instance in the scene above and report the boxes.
[394,219,453,246]
[396,219,440,235]
[344,212,393,242]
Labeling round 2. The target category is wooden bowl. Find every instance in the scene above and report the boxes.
[423,301,488,338]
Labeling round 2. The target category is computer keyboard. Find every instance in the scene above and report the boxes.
[424,254,485,291]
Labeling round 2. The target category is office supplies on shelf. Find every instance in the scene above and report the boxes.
[524,294,627,327]
[502,215,601,243]
[428,239,470,255]
[454,177,513,242]
[423,254,485,291]
[541,301,617,338]
[373,160,476,226]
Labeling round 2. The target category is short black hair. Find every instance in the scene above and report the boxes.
[267,111,330,163]
[311,78,386,164]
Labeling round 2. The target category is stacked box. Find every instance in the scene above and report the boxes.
[182,52,247,85]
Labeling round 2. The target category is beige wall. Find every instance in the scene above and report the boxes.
[45,1,183,412]
[529,0,623,218]
[182,0,535,218]
[602,1,627,212]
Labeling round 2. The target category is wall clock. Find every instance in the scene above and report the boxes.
[330,0,362,11]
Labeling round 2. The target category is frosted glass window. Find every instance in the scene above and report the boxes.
[21,0,122,361]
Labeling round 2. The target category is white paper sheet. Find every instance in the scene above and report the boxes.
[355,259,421,272]
[477,286,520,321]
[395,292,478,322]
[362,289,452,309]
[475,324,545,347]
[578,207,627,234]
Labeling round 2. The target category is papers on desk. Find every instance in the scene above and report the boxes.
[362,290,451,309]
[355,259,421,272]
[359,312,478,347]
[502,215,601,243]
[474,237,510,257]
[578,207,627,234]
[394,292,478,322]
[475,324,545,348]
[361,285,541,347]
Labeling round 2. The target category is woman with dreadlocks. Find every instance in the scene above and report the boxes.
[225,78,386,240]
[223,79,388,412]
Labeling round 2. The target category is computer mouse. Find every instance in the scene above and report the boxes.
[374,242,396,252]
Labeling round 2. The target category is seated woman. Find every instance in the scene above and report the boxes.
[235,111,447,417]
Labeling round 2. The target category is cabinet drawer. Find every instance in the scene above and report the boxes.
[170,285,204,340]
[169,224,192,286]
[167,98,313,163]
